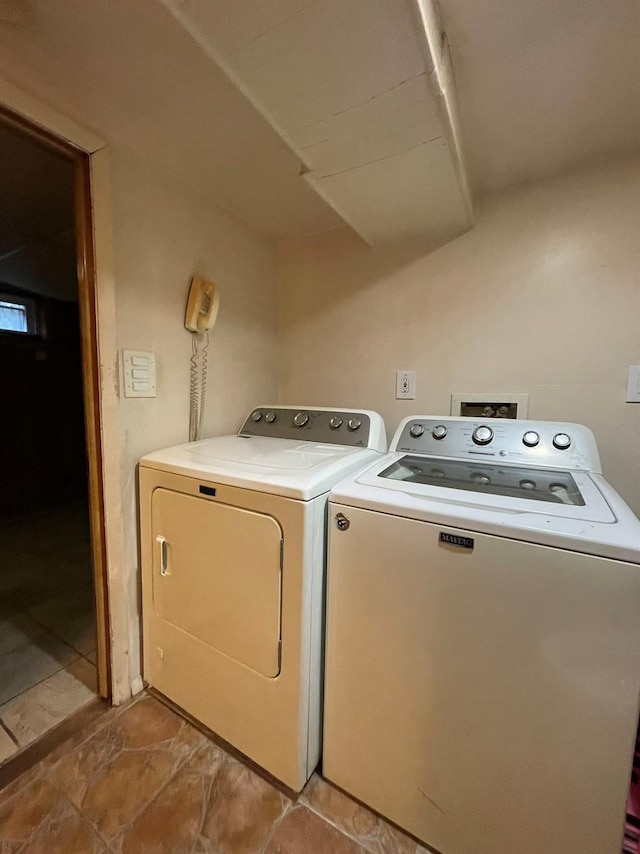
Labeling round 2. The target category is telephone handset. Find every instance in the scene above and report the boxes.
[185,275,220,443]
[185,276,220,333]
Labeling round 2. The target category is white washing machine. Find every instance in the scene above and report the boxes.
[324,416,640,854]
[139,405,386,791]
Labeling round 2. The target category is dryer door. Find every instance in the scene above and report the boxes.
[151,488,283,677]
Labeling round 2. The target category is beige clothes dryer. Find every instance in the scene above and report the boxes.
[139,405,386,791]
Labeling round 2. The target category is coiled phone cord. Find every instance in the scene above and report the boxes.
[189,334,200,442]
[198,331,209,441]
[189,330,209,443]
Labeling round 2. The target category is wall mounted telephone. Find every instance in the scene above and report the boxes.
[185,276,220,333]
[185,276,220,442]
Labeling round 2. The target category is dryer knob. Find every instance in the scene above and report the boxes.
[347,418,362,431]
[472,425,494,445]
[522,431,540,447]
[329,416,343,429]
[264,411,277,423]
[409,424,424,438]
[251,411,262,422]
[432,425,448,440]
[293,412,309,427]
[553,432,571,450]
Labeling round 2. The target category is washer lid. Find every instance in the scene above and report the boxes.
[380,455,592,510]
[329,454,640,563]
[140,435,382,500]
[357,455,614,523]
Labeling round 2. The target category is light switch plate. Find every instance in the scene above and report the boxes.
[626,366,640,403]
[122,349,156,398]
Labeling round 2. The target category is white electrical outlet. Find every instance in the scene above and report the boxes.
[626,366,640,403]
[396,370,416,400]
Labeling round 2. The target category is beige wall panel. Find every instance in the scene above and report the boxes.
[109,144,280,692]
[279,156,640,513]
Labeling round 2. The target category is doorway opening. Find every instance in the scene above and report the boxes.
[0,110,109,764]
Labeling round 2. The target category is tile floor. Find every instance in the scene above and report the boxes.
[0,505,97,761]
[0,693,431,853]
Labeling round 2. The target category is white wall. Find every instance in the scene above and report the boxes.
[279,155,640,514]
[109,144,279,690]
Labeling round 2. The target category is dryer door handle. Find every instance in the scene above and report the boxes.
[156,535,170,576]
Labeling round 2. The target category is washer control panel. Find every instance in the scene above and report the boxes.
[392,417,601,471]
[239,407,374,447]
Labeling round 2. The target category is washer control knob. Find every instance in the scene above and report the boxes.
[409,424,424,438]
[264,411,277,423]
[251,411,262,422]
[522,431,540,447]
[472,425,494,445]
[347,417,362,431]
[432,425,448,440]
[293,412,309,427]
[329,416,343,429]
[553,432,571,450]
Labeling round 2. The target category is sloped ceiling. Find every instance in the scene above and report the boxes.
[0,0,472,245]
[0,0,344,240]
[440,0,640,190]
[161,0,473,244]
[0,0,637,248]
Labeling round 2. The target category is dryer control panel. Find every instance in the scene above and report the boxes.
[392,417,601,472]
[239,407,386,450]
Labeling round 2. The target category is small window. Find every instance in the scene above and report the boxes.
[0,294,37,335]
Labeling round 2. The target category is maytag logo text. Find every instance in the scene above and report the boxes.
[439,532,474,550]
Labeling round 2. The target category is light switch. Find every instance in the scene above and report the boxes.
[626,366,640,403]
[122,350,156,398]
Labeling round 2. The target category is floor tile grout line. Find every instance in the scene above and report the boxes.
[0,652,83,712]
[188,753,219,854]
[305,801,376,853]
[1,609,80,645]
[1,694,410,854]
[303,791,423,854]
[3,773,107,853]
[297,792,383,854]
[79,649,98,668]
[109,747,202,846]
[43,735,116,806]
[25,606,96,663]
[52,781,119,853]
[104,725,207,847]
[259,797,296,854]
[300,784,398,854]
[110,722,265,850]
[36,693,145,791]
[0,717,19,747]
[1,609,85,657]
[0,612,51,657]
[43,737,127,851]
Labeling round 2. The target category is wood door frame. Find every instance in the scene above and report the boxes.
[0,105,113,700]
